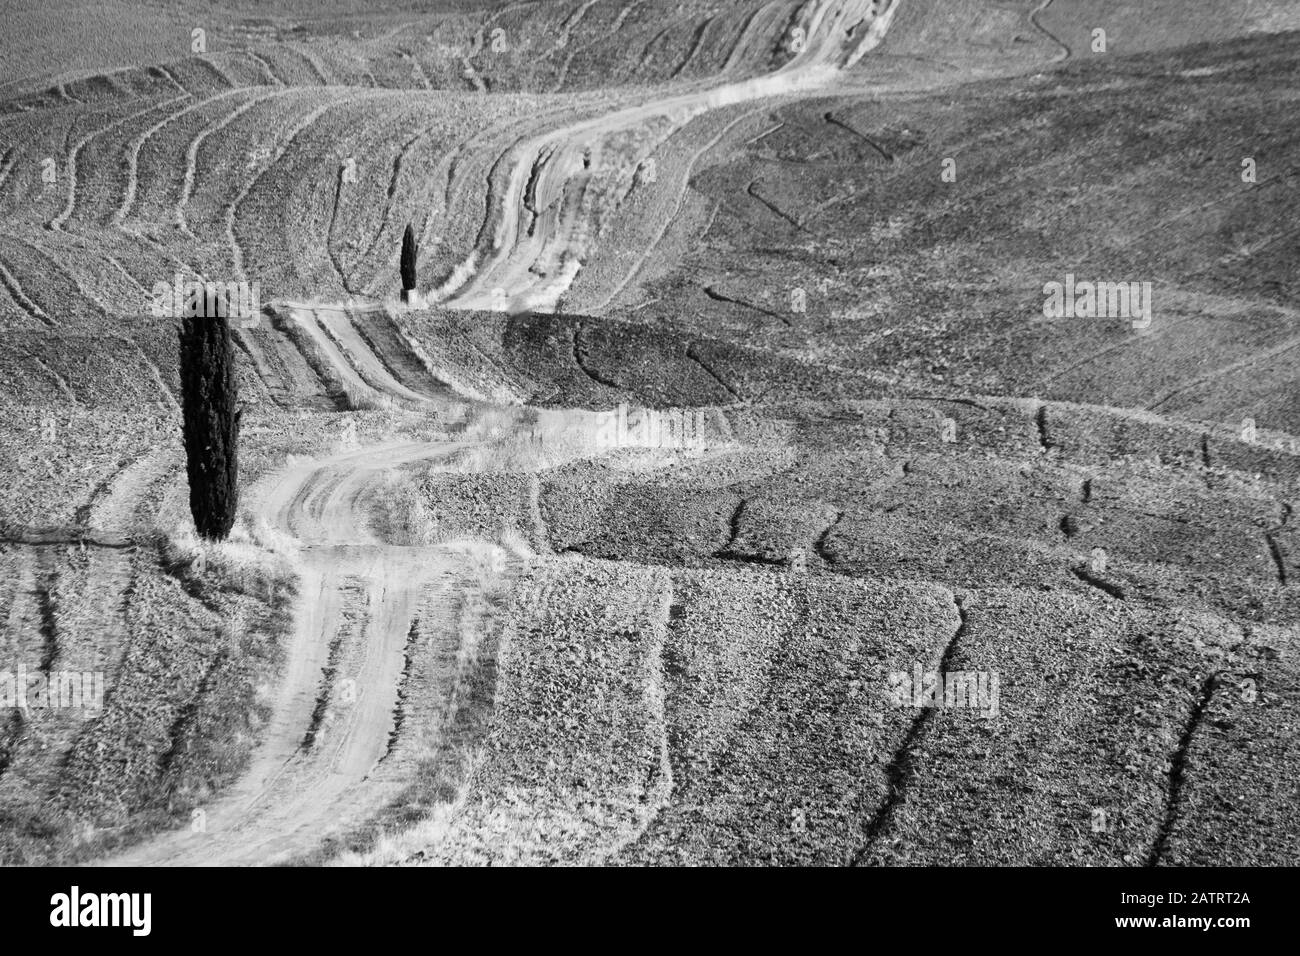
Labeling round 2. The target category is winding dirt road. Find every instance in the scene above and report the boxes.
[106,434,464,865]
[106,0,909,866]
[441,0,902,313]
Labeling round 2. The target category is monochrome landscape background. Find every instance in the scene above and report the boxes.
[0,0,1297,866]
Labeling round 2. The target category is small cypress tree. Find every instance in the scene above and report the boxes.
[179,294,240,541]
[400,223,418,303]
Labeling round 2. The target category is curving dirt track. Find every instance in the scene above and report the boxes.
[441,0,902,313]
[105,435,460,865]
[96,1,916,866]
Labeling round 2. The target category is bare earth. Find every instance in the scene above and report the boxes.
[0,0,1297,866]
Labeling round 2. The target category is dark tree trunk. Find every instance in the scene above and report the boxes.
[400,222,418,303]
[179,307,239,540]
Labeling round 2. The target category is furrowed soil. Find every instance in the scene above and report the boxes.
[1,0,1297,865]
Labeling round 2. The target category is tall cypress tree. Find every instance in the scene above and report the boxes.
[179,296,239,541]
[400,223,418,303]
